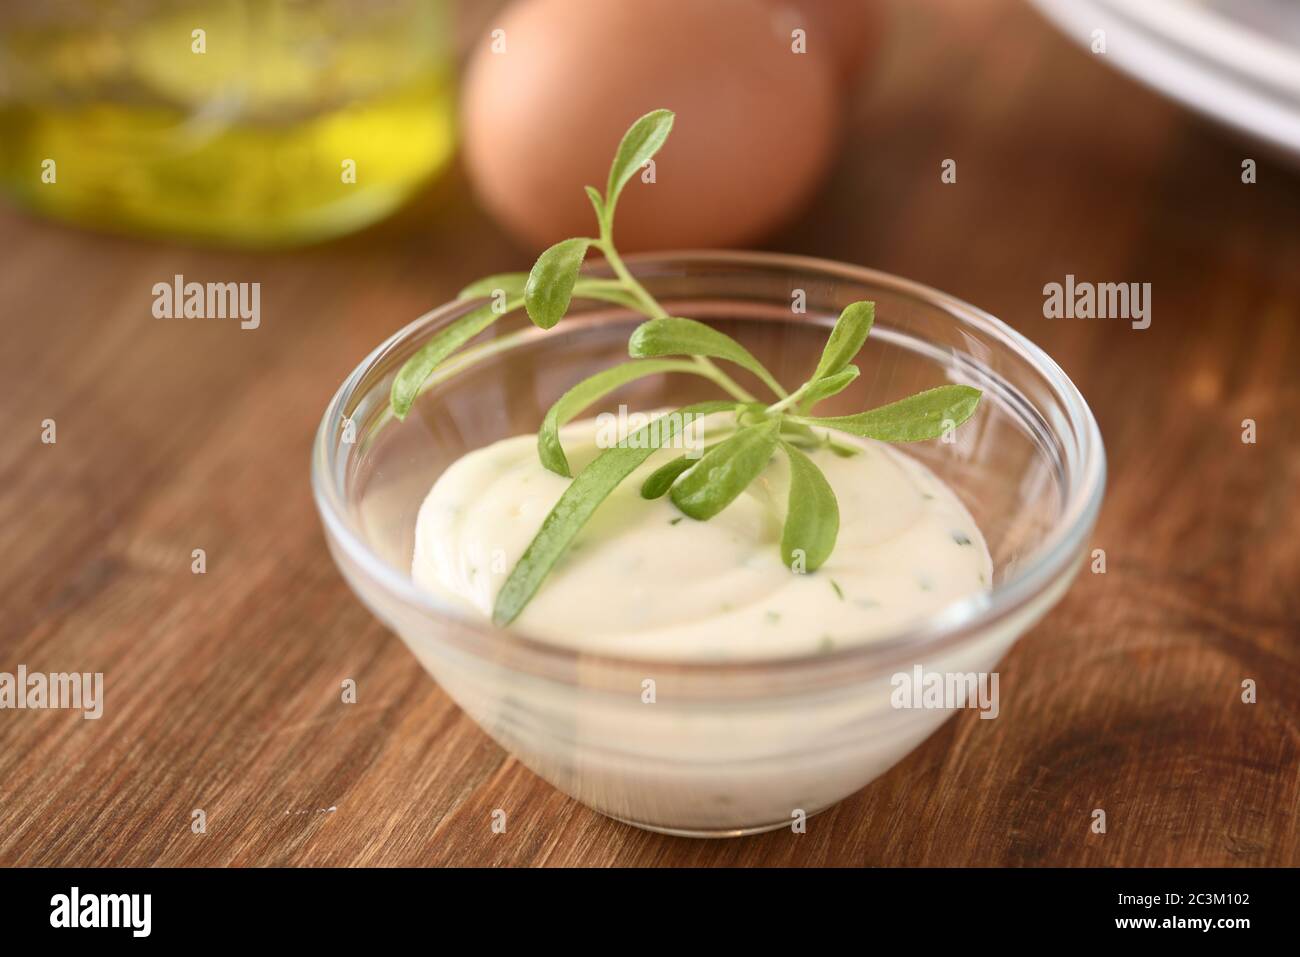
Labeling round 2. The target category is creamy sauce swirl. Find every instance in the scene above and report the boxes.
[412,414,991,661]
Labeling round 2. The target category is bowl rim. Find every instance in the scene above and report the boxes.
[311,249,1106,678]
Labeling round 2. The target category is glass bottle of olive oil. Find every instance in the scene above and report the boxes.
[0,1,456,247]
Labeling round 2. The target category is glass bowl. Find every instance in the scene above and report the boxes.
[311,251,1106,837]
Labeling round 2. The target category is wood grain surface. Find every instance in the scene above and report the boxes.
[1,0,1297,867]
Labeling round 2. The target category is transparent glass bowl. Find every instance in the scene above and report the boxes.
[312,252,1106,837]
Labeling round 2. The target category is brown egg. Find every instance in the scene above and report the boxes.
[766,0,884,86]
[461,0,840,252]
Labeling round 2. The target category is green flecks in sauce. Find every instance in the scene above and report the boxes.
[413,417,994,660]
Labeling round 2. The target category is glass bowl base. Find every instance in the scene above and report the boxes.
[608,807,830,839]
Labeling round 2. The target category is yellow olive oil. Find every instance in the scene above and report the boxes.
[0,1,457,246]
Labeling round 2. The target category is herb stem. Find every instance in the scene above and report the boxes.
[764,382,812,415]
[596,237,759,404]
[597,238,665,319]
[782,414,861,456]
[688,362,759,403]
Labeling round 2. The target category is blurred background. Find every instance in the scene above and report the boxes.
[1,0,1298,867]
[3,0,1298,252]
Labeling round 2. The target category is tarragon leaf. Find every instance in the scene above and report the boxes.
[461,273,639,313]
[605,109,674,216]
[804,385,982,442]
[779,441,839,572]
[811,301,874,382]
[584,185,605,222]
[628,317,787,398]
[525,238,591,329]
[390,299,521,420]
[669,418,779,521]
[493,400,734,625]
[799,364,859,409]
[639,444,719,499]
[538,359,700,477]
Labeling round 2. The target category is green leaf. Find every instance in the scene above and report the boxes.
[493,400,734,625]
[640,448,714,499]
[799,364,859,409]
[669,419,779,521]
[605,109,674,215]
[538,359,700,477]
[525,238,591,329]
[390,300,521,420]
[811,301,874,382]
[804,385,982,442]
[458,273,529,300]
[584,186,605,224]
[460,272,642,313]
[628,317,787,398]
[780,441,839,571]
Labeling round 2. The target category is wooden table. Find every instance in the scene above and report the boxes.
[2,0,1297,867]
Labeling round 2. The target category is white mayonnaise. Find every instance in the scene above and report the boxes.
[412,413,991,661]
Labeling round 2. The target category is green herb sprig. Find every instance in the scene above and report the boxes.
[390,109,982,625]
